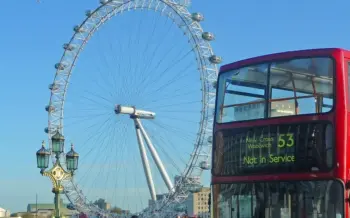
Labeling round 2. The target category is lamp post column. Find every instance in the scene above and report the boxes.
[54,189,61,218]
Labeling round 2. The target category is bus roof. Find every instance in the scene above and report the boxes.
[220,48,350,74]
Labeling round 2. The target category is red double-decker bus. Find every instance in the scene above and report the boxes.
[211,48,350,218]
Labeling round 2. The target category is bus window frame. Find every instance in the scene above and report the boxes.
[211,178,346,218]
[214,55,336,125]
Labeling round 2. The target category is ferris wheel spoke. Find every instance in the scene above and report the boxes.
[137,42,187,94]
[139,44,193,94]
[78,119,118,194]
[140,92,198,107]
[137,14,172,86]
[84,90,115,105]
[142,84,200,104]
[146,100,201,109]
[129,20,148,89]
[142,62,195,99]
[96,127,115,198]
[76,115,116,157]
[140,87,199,108]
[64,113,112,128]
[146,49,194,88]
[150,120,197,141]
[148,121,197,151]
[148,133,185,172]
[143,123,192,168]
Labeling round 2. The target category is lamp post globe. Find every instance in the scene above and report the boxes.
[66,144,79,172]
[36,140,50,173]
[51,130,65,155]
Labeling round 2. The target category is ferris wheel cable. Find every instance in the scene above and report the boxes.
[111,127,130,208]
[137,42,179,93]
[161,117,200,124]
[82,118,116,188]
[137,40,188,93]
[137,16,176,86]
[72,78,115,102]
[63,115,111,129]
[63,111,112,121]
[83,90,116,105]
[148,120,195,152]
[79,95,113,109]
[149,134,184,173]
[65,121,117,154]
[102,140,119,203]
[76,121,118,184]
[141,89,198,106]
[142,22,190,75]
[151,62,195,92]
[145,100,201,109]
[140,47,195,96]
[143,45,195,86]
[146,127,185,168]
[139,89,200,109]
[140,62,195,100]
[132,153,145,211]
[149,120,197,143]
[152,130,195,150]
[71,117,125,162]
[139,88,199,106]
[148,139,192,170]
[147,123,193,162]
[156,110,200,113]
[102,124,118,197]
[142,122,194,170]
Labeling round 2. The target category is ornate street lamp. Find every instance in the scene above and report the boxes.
[51,130,65,155]
[36,141,50,173]
[36,131,79,218]
[66,144,79,172]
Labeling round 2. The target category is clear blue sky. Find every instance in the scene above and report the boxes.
[1,0,350,214]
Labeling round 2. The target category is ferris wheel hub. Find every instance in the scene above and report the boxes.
[114,104,156,119]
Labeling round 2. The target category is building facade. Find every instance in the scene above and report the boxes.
[27,199,78,217]
[184,187,210,218]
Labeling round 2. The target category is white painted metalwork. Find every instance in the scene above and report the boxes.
[134,119,157,201]
[135,117,174,193]
[46,0,220,217]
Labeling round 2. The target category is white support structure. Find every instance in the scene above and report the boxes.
[115,105,174,199]
[135,118,175,192]
[134,119,157,201]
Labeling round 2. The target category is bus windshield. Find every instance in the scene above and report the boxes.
[213,180,343,218]
[216,57,334,123]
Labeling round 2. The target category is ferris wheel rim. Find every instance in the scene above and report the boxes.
[46,0,219,216]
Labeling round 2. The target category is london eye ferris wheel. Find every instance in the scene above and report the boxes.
[45,0,221,217]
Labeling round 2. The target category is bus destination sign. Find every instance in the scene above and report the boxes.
[213,122,333,176]
[243,132,295,165]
